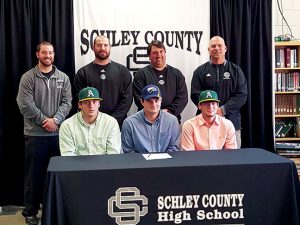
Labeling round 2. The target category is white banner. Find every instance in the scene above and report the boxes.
[73,0,210,123]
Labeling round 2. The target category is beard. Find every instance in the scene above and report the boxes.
[95,51,110,60]
[39,58,53,66]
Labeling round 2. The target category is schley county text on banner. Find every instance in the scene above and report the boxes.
[73,0,210,123]
[108,187,245,225]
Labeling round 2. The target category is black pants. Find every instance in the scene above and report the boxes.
[22,135,60,217]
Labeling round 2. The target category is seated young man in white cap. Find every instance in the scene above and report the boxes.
[181,90,237,150]
[59,87,121,155]
[122,84,180,153]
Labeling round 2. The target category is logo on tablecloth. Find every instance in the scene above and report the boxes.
[108,187,148,225]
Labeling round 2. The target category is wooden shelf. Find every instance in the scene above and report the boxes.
[275,67,300,71]
[275,91,300,94]
[275,41,300,47]
[276,137,300,141]
[275,114,300,118]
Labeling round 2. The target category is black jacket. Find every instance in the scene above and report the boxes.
[191,60,248,130]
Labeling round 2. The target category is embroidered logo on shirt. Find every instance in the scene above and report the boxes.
[159,80,165,85]
[56,79,63,88]
[206,73,212,77]
[100,74,106,80]
[159,74,164,78]
[223,72,231,79]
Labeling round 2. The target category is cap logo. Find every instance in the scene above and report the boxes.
[206,92,213,98]
[147,86,157,93]
[87,90,95,97]
[199,90,219,104]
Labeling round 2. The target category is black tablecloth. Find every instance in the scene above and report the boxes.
[41,148,300,225]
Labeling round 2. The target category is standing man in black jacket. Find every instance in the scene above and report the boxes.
[74,35,133,128]
[191,36,248,148]
[133,40,188,123]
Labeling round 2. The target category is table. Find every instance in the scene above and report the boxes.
[41,148,300,225]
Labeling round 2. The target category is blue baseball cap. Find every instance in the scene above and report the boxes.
[141,85,161,100]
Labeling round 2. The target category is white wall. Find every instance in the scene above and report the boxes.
[274,0,300,39]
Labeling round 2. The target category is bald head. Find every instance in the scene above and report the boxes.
[208,36,227,64]
[209,36,225,46]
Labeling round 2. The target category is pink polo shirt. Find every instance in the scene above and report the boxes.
[181,114,237,150]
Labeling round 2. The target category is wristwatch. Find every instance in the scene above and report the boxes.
[54,118,60,125]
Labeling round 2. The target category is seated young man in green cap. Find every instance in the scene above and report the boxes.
[59,87,121,155]
[181,90,237,150]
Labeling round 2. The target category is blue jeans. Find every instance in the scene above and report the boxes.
[22,135,60,217]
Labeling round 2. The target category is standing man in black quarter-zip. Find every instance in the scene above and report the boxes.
[191,36,248,148]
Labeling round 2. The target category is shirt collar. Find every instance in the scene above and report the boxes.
[209,59,227,66]
[198,114,220,126]
[78,111,101,127]
[142,110,161,125]
[150,63,167,71]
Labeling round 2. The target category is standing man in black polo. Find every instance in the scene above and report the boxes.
[133,40,188,123]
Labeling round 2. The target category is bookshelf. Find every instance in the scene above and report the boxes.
[274,41,300,174]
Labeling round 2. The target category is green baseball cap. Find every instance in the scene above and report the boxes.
[199,90,220,104]
[79,87,102,102]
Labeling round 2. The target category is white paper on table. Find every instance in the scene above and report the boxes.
[142,153,173,160]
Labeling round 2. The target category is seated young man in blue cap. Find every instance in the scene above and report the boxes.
[122,84,180,153]
[59,87,121,155]
[181,90,237,150]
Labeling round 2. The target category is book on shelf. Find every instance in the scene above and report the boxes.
[275,72,300,93]
[276,142,300,149]
[274,93,300,115]
[275,48,281,68]
[280,48,285,68]
[275,46,298,68]
[293,48,298,67]
[285,47,291,68]
[276,142,300,158]
[275,121,294,138]
[276,149,300,157]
